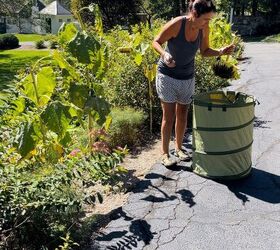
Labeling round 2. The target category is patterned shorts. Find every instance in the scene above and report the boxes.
[156,72,195,105]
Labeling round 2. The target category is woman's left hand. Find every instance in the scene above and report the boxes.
[220,44,235,56]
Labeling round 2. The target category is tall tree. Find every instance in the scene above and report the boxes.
[140,0,188,21]
[71,0,141,30]
[270,0,280,15]
[0,0,31,16]
[181,0,187,13]
[214,0,279,16]
[251,0,258,16]
[0,0,36,32]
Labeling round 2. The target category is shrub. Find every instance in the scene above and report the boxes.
[35,40,46,49]
[0,34,19,49]
[44,34,58,49]
[44,34,57,42]
[0,163,82,249]
[105,58,149,110]
[109,107,146,148]
[103,22,162,130]
[0,143,128,249]
[103,54,162,130]
[49,40,58,49]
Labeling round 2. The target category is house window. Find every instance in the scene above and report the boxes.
[0,17,5,24]
[67,18,71,22]
[7,17,17,25]
[59,19,63,22]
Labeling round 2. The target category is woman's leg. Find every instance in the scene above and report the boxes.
[161,101,176,155]
[175,103,189,150]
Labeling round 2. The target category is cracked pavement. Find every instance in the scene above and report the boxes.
[91,42,280,250]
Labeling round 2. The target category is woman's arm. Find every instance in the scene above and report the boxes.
[152,17,182,67]
[152,17,181,56]
[200,24,235,57]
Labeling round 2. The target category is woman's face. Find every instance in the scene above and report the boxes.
[194,12,215,28]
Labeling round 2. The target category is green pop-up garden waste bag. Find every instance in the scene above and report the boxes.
[192,91,256,180]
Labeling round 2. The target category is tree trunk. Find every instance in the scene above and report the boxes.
[252,0,258,16]
[181,0,187,14]
[173,0,181,16]
[241,3,245,16]
[233,0,240,16]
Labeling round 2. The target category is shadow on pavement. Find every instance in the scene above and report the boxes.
[218,167,280,205]
[176,189,196,207]
[254,116,272,129]
[139,172,195,207]
[92,207,156,249]
[91,171,196,249]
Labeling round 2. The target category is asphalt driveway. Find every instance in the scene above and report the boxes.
[91,42,280,250]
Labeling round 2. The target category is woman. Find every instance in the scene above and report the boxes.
[152,0,235,167]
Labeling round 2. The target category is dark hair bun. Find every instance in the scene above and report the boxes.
[189,0,216,17]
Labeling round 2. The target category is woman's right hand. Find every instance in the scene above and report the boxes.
[163,52,176,67]
[219,44,235,56]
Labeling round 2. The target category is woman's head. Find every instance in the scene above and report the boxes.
[189,0,216,17]
[188,0,216,28]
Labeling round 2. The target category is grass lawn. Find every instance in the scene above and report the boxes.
[262,34,280,42]
[242,36,266,42]
[243,34,280,43]
[0,50,50,90]
[15,34,47,42]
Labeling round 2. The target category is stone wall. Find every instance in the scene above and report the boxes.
[232,15,280,36]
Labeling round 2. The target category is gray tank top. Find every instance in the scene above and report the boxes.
[158,17,202,80]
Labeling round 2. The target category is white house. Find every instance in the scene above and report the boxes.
[39,1,74,34]
[0,0,75,35]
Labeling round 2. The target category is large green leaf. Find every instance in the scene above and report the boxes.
[60,132,72,147]
[16,122,37,157]
[21,74,36,104]
[58,23,78,45]
[11,97,25,115]
[22,67,56,107]
[144,64,157,82]
[84,96,110,125]
[140,43,149,55]
[53,50,79,81]
[37,67,56,106]
[132,32,142,47]
[68,32,101,64]
[69,83,89,109]
[104,115,112,131]
[134,53,142,66]
[91,46,108,79]
[40,101,72,139]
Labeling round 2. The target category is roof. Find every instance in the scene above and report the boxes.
[37,0,46,11]
[39,1,72,15]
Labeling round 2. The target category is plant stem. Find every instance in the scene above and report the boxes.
[75,9,86,31]
[30,71,40,105]
[86,67,94,152]
[148,80,153,134]
[88,112,93,152]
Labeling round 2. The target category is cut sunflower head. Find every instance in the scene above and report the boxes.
[212,57,240,80]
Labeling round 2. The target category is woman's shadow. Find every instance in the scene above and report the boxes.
[217,167,280,205]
